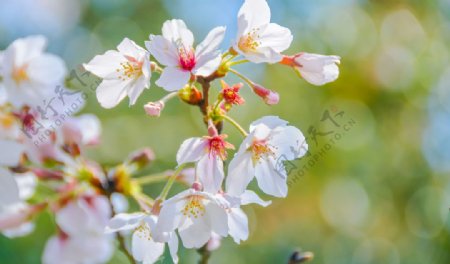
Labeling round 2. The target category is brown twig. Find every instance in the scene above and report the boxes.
[198,245,212,264]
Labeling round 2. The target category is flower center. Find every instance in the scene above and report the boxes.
[135,223,152,241]
[181,195,205,218]
[178,46,196,71]
[238,28,261,52]
[207,135,233,160]
[251,139,275,164]
[12,65,29,84]
[116,57,142,81]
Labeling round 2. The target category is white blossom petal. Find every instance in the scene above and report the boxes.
[296,53,341,85]
[255,157,288,197]
[132,227,165,264]
[96,78,132,108]
[105,212,146,233]
[176,137,207,165]
[238,0,271,31]
[225,151,255,197]
[83,50,124,79]
[240,190,271,207]
[196,155,224,193]
[162,19,194,49]
[146,35,179,67]
[156,67,190,91]
[195,26,226,60]
[227,208,248,244]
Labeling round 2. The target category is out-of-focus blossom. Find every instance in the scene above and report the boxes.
[106,212,178,264]
[42,233,113,264]
[84,38,151,108]
[147,19,226,91]
[176,126,234,193]
[0,35,67,108]
[0,167,36,237]
[56,195,111,237]
[155,188,229,248]
[226,116,307,197]
[233,0,292,63]
[282,53,341,86]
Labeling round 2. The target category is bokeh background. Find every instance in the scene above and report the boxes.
[1,0,449,263]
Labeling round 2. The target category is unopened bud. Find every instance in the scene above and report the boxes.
[178,85,203,105]
[144,101,165,117]
[289,250,314,264]
[192,181,203,191]
[127,148,155,169]
[251,83,280,105]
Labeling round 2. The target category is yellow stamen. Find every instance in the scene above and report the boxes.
[12,65,28,84]
[238,28,261,52]
[181,195,205,218]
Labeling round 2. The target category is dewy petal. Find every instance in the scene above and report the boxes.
[27,54,67,85]
[255,157,288,197]
[83,50,124,79]
[195,26,226,60]
[296,53,341,85]
[258,23,293,52]
[270,126,308,160]
[96,78,132,109]
[225,151,255,197]
[156,67,190,91]
[250,115,288,131]
[196,155,224,193]
[240,190,271,207]
[227,208,248,244]
[238,0,271,32]
[0,167,20,207]
[132,228,165,264]
[176,137,207,165]
[105,212,147,233]
[161,19,194,48]
[146,35,179,67]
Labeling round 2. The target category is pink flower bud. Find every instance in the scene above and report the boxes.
[144,101,165,117]
[192,181,203,191]
[251,83,280,105]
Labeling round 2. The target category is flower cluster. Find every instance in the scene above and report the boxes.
[0,0,339,263]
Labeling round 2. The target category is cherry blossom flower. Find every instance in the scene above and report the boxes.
[147,19,226,91]
[106,212,179,264]
[250,82,279,105]
[282,53,341,85]
[155,188,230,248]
[42,232,113,264]
[225,116,308,197]
[0,35,67,108]
[176,127,234,193]
[56,195,111,237]
[220,80,245,111]
[233,0,292,63]
[0,167,36,237]
[84,38,151,108]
